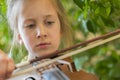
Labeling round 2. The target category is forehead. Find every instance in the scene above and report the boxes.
[21,0,57,18]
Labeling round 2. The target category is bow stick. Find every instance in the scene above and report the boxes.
[11,29,120,78]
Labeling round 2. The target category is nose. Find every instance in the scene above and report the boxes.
[36,24,47,38]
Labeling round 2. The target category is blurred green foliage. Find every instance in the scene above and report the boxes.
[0,0,120,80]
[0,0,11,52]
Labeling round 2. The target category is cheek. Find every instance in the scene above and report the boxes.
[21,32,35,48]
[26,34,35,45]
[52,29,61,46]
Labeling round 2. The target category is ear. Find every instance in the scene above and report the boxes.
[18,34,23,45]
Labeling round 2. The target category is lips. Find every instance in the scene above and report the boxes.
[36,42,51,49]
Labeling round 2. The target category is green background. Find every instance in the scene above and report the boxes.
[0,0,120,80]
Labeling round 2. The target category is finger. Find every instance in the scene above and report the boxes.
[6,72,12,79]
[6,58,15,78]
[0,55,8,79]
[0,50,14,79]
[0,77,5,80]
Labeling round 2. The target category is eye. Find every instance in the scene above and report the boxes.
[46,21,55,25]
[25,23,36,28]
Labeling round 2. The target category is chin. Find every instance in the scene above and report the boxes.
[37,50,56,57]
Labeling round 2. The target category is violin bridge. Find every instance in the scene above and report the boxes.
[57,60,73,72]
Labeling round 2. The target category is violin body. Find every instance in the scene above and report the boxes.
[59,58,99,80]
[62,69,99,80]
[9,66,99,80]
[8,60,70,80]
[8,58,99,80]
[9,68,70,80]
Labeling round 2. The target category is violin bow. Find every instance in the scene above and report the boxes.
[11,29,120,78]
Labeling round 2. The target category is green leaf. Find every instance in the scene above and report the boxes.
[86,19,97,33]
[80,19,89,34]
[73,0,85,10]
[73,55,88,71]
[109,62,120,78]
[106,7,111,17]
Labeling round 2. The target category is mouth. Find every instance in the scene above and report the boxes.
[36,42,51,49]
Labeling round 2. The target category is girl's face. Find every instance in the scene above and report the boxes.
[17,0,61,59]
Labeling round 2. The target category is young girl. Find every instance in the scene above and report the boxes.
[0,0,98,80]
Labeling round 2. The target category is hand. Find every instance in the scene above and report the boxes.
[0,49,15,80]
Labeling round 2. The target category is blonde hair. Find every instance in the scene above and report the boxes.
[6,0,73,48]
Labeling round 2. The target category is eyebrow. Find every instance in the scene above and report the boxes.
[24,14,55,23]
[23,19,36,25]
[44,15,55,19]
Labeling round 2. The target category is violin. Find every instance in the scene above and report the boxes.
[8,29,120,80]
